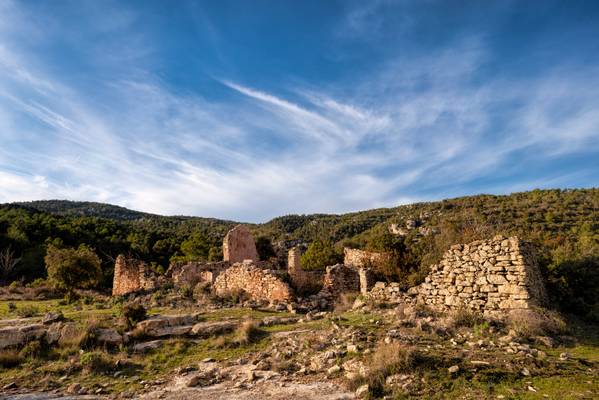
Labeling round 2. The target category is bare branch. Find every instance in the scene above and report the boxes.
[0,247,21,278]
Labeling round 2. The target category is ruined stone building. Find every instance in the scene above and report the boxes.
[112,255,160,296]
[223,225,259,263]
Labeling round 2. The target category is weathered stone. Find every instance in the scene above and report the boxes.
[213,262,293,303]
[95,328,123,346]
[42,311,63,325]
[190,320,237,337]
[112,255,159,296]
[135,314,201,337]
[0,324,46,349]
[223,225,258,263]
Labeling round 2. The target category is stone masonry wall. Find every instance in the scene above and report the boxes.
[112,255,159,296]
[213,261,293,303]
[318,264,360,300]
[344,248,388,269]
[287,247,324,294]
[409,235,548,315]
[167,261,230,287]
[223,225,259,263]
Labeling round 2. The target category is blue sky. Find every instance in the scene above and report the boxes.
[0,0,598,222]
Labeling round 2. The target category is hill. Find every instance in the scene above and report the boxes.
[1,188,597,317]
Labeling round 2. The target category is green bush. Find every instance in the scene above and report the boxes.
[300,240,342,270]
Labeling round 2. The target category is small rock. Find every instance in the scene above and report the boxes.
[43,311,64,325]
[521,367,530,376]
[327,365,341,375]
[355,384,369,398]
[347,344,359,353]
[527,385,537,392]
[559,352,570,361]
[186,376,201,387]
[246,370,256,382]
[202,357,215,363]
[448,365,459,374]
[2,382,17,390]
[67,383,81,394]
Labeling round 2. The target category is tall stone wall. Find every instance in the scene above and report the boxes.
[112,255,159,296]
[223,225,259,263]
[344,248,388,269]
[287,247,324,294]
[409,235,548,315]
[213,261,293,303]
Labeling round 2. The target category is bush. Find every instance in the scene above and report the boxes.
[300,240,342,271]
[45,243,102,299]
[349,342,419,396]
[232,320,263,346]
[255,236,276,261]
[451,308,485,328]
[16,305,40,318]
[507,308,567,338]
[80,351,112,374]
[19,340,43,359]
[0,350,22,368]
[121,303,147,328]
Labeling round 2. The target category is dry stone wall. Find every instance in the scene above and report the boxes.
[318,264,360,300]
[167,261,230,287]
[408,235,547,315]
[223,225,259,263]
[213,261,293,303]
[112,255,159,296]
[343,248,388,269]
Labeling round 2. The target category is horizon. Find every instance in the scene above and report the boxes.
[1,1,599,222]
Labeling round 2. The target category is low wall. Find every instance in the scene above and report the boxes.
[213,262,294,303]
[167,261,230,287]
[318,264,360,300]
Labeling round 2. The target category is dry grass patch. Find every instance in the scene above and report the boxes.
[507,308,567,338]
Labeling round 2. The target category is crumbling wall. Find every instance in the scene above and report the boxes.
[407,235,548,315]
[223,225,259,263]
[112,255,159,296]
[167,261,230,287]
[287,247,324,294]
[318,264,360,300]
[344,248,388,269]
[213,261,293,303]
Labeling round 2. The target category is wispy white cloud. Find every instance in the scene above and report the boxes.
[0,1,597,221]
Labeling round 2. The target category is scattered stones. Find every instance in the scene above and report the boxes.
[67,382,81,394]
[448,365,460,374]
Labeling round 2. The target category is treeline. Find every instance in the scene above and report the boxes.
[1,189,597,319]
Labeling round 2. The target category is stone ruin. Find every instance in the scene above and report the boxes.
[287,247,324,294]
[213,261,293,303]
[112,255,160,296]
[166,261,230,287]
[223,225,259,263]
[365,235,548,316]
[112,222,548,317]
[343,248,388,269]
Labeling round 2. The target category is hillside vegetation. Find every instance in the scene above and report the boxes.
[2,188,598,318]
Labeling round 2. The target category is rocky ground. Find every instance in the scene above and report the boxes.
[0,288,597,399]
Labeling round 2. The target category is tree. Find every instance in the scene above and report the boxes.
[0,246,21,283]
[179,233,211,261]
[255,236,276,261]
[45,244,102,299]
[300,240,342,271]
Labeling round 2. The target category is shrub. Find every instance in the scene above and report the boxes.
[255,236,276,261]
[80,351,112,374]
[300,240,342,271]
[179,284,193,299]
[349,342,419,396]
[19,340,43,359]
[0,350,22,368]
[44,243,102,299]
[121,303,147,328]
[16,305,40,318]
[232,320,263,346]
[451,308,485,328]
[507,308,567,338]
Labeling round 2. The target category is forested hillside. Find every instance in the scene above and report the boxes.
[2,188,597,316]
